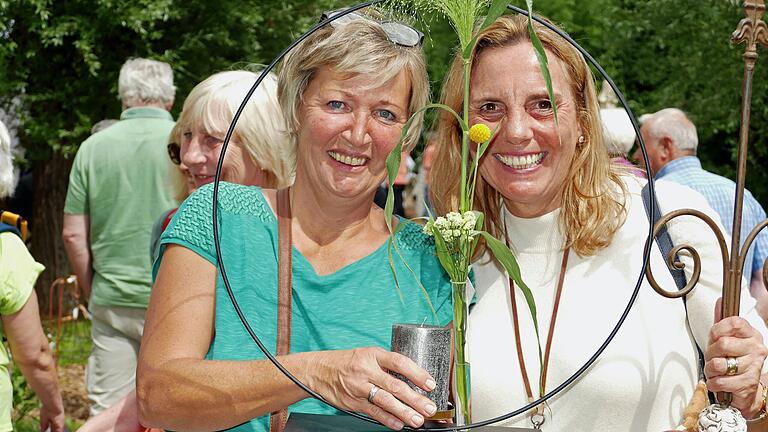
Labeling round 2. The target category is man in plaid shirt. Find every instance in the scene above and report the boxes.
[634,107,768,321]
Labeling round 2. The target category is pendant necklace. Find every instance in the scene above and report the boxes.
[505,225,570,430]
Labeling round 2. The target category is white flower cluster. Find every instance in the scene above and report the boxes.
[423,211,478,242]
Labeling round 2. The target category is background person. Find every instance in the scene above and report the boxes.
[81,69,293,432]
[137,16,452,432]
[62,57,177,416]
[431,14,768,431]
[634,108,768,322]
[601,107,644,177]
[0,120,65,431]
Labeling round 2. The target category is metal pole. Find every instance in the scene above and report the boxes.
[723,0,768,406]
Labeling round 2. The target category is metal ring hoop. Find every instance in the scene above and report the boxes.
[212,3,663,430]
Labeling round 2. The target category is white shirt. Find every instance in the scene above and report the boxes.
[467,177,768,431]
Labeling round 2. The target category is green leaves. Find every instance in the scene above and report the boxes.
[384,102,465,233]
[479,230,544,370]
[526,0,558,125]
[463,0,509,60]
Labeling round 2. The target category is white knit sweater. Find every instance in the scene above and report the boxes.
[467,176,768,431]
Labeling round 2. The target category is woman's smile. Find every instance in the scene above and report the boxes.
[494,151,548,172]
[327,150,369,168]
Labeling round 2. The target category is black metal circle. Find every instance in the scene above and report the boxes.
[209,2,659,430]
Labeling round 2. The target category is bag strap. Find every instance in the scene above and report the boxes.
[641,183,707,383]
[269,188,293,432]
[0,211,27,241]
[641,184,687,288]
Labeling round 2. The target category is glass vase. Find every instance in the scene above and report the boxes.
[451,280,471,427]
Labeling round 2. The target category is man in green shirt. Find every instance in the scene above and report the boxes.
[62,58,177,416]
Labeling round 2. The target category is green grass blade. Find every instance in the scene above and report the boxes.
[468,121,502,203]
[387,220,439,323]
[480,0,509,31]
[384,103,467,233]
[526,0,558,125]
[385,140,402,233]
[463,0,509,60]
[432,227,460,280]
[479,230,544,372]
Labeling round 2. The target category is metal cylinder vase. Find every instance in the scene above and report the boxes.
[390,323,452,417]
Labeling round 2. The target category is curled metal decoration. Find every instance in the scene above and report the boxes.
[737,218,768,287]
[645,209,729,300]
[644,0,768,410]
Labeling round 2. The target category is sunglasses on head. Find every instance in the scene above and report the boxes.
[167,142,181,165]
[320,9,424,48]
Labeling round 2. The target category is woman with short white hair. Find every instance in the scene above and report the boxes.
[176,70,293,190]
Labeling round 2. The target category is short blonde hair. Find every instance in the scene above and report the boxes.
[176,70,294,189]
[166,122,190,203]
[278,18,429,152]
[430,14,626,257]
[118,58,176,106]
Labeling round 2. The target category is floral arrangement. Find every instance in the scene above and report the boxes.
[384,0,555,425]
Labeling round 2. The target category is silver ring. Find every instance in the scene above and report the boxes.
[367,385,380,404]
[726,356,739,376]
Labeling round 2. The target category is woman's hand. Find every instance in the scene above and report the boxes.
[704,300,768,418]
[305,347,438,430]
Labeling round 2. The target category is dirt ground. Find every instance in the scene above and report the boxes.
[59,364,90,422]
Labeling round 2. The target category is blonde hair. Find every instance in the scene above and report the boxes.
[165,122,190,203]
[430,14,626,257]
[176,70,294,189]
[278,18,429,152]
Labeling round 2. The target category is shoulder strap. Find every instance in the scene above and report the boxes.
[269,188,292,432]
[641,184,687,289]
[0,222,21,238]
[641,183,708,385]
[0,211,27,241]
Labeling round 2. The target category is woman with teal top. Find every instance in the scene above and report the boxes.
[136,12,452,432]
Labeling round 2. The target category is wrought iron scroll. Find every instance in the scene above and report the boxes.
[645,0,768,407]
[645,209,728,300]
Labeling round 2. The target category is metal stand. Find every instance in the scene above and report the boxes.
[640,2,767,431]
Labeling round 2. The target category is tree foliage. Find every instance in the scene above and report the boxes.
[531,0,768,204]
[1,0,767,297]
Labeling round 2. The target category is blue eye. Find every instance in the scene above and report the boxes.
[328,101,345,110]
[377,110,397,122]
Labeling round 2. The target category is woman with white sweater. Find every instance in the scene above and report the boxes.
[430,14,768,431]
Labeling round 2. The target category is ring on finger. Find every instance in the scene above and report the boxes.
[725,356,739,376]
[367,384,380,404]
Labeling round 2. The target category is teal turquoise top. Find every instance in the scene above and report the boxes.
[155,183,453,432]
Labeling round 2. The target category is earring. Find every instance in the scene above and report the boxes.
[578,135,586,145]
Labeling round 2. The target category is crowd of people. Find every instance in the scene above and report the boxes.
[1,7,768,432]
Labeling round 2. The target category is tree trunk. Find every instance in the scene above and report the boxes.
[31,153,73,317]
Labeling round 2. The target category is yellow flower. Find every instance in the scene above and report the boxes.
[469,123,491,143]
